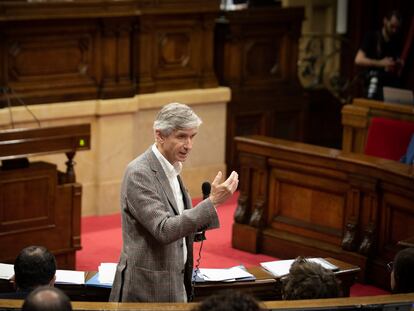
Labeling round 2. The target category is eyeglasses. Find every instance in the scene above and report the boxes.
[387,261,394,272]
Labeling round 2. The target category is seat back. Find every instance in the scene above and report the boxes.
[364,117,414,161]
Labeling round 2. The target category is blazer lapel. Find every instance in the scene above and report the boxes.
[177,175,191,210]
[146,148,180,215]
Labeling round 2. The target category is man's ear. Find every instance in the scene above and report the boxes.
[50,274,56,286]
[155,130,164,143]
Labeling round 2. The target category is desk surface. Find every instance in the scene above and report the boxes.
[0,257,360,302]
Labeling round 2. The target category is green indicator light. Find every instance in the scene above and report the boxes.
[79,138,85,147]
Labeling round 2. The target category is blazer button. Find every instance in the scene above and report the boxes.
[181,269,185,274]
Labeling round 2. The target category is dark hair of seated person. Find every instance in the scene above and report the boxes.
[392,247,414,293]
[22,286,72,311]
[14,245,57,291]
[193,290,262,311]
[282,257,340,300]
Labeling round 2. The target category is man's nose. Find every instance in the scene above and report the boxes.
[184,137,193,149]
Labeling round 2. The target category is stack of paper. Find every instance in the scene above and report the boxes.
[55,270,85,284]
[260,258,338,277]
[98,263,117,284]
[194,265,255,283]
[0,263,14,280]
[85,263,117,288]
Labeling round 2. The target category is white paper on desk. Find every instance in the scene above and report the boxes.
[55,270,85,284]
[98,263,117,284]
[260,259,295,277]
[199,266,253,282]
[260,258,338,277]
[0,263,14,280]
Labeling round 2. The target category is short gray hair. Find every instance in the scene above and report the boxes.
[153,102,202,136]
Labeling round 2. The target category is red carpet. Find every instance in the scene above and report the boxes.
[77,192,388,297]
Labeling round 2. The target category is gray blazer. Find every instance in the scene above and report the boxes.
[109,147,219,302]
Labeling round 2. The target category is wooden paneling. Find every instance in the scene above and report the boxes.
[215,7,308,174]
[0,163,82,269]
[136,12,217,93]
[232,135,414,290]
[0,0,220,105]
[0,163,55,233]
[2,18,134,104]
[0,125,90,269]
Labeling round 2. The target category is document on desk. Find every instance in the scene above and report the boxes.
[260,258,338,277]
[0,263,14,280]
[55,270,85,285]
[195,266,255,282]
[98,263,117,284]
[85,263,117,288]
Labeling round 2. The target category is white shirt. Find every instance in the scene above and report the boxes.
[152,144,188,262]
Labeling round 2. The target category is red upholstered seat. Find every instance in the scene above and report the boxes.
[364,117,414,161]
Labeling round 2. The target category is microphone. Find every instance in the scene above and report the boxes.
[194,181,211,242]
[202,181,211,200]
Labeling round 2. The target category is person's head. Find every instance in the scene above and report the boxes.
[383,10,402,39]
[153,102,202,164]
[390,247,414,293]
[22,286,72,311]
[282,257,339,300]
[14,246,57,291]
[194,290,261,311]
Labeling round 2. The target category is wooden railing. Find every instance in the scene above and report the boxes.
[232,135,414,290]
[0,293,413,310]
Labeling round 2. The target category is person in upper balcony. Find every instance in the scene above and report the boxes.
[354,10,403,100]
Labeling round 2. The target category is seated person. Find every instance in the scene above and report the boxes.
[193,290,262,311]
[22,286,72,311]
[390,247,414,293]
[282,257,339,300]
[0,245,56,299]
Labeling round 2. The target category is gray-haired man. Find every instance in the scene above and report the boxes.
[110,103,238,302]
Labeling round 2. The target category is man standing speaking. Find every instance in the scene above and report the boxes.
[109,103,239,302]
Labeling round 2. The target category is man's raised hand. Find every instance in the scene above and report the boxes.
[209,171,239,206]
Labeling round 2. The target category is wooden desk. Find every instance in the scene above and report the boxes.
[195,257,359,301]
[1,293,413,311]
[232,135,414,290]
[0,125,91,269]
[0,258,359,302]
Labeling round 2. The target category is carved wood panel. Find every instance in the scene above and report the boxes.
[215,7,307,174]
[136,13,217,93]
[268,161,346,246]
[233,135,414,289]
[0,163,55,234]
[0,162,81,269]
[4,21,100,103]
[243,36,283,85]
[0,1,220,104]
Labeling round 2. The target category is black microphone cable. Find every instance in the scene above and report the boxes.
[189,181,211,301]
[189,236,204,302]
